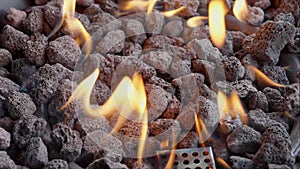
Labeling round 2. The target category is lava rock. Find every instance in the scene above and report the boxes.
[145,12,164,35]
[147,76,175,95]
[143,35,184,49]
[230,31,246,51]
[226,125,261,154]
[162,19,183,37]
[268,164,291,169]
[0,25,29,56]
[274,13,295,24]
[243,21,296,65]
[267,112,290,131]
[11,58,38,85]
[162,95,181,119]
[0,127,10,150]
[13,115,47,148]
[221,56,245,82]
[5,91,36,120]
[47,35,81,70]
[212,138,230,161]
[27,63,72,103]
[182,25,210,43]
[262,66,289,85]
[246,91,269,112]
[94,0,118,14]
[231,80,257,98]
[0,151,17,169]
[50,124,83,162]
[246,0,271,10]
[248,109,283,133]
[140,51,173,74]
[187,39,223,62]
[149,119,181,141]
[77,0,93,7]
[43,159,68,169]
[230,156,255,169]
[192,59,218,86]
[267,0,300,18]
[283,83,300,116]
[23,33,48,66]
[246,6,264,26]
[25,137,48,169]
[0,48,12,67]
[0,117,15,133]
[5,7,27,29]
[122,42,142,57]
[123,19,147,44]
[263,87,286,112]
[91,12,121,33]
[97,30,126,54]
[83,4,103,20]
[163,0,199,17]
[177,131,199,149]
[22,7,44,34]
[217,115,243,137]
[75,116,112,137]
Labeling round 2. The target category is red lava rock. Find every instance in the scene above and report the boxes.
[246,6,264,26]
[143,35,184,49]
[221,56,245,82]
[187,39,223,62]
[267,0,300,18]
[94,0,118,14]
[177,131,199,149]
[122,42,142,57]
[163,0,200,17]
[148,119,181,140]
[247,0,271,10]
[182,25,210,43]
[162,19,183,37]
[140,51,172,74]
[83,4,104,20]
[91,12,122,33]
[22,7,44,34]
[230,31,246,52]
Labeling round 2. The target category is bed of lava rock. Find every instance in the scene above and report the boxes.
[0,0,299,169]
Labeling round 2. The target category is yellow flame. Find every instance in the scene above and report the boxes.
[147,0,158,13]
[119,0,149,12]
[233,0,249,22]
[194,112,210,147]
[247,65,285,87]
[217,90,248,124]
[208,0,227,48]
[48,0,91,57]
[216,157,232,169]
[162,7,186,17]
[160,140,169,149]
[164,129,177,169]
[187,16,208,27]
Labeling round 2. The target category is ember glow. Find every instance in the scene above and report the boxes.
[216,157,231,169]
[187,16,208,28]
[217,90,248,124]
[48,0,91,57]
[209,0,227,48]
[164,130,177,169]
[233,0,249,22]
[247,65,285,87]
[119,0,149,12]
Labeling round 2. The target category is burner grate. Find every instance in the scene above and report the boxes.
[156,147,216,169]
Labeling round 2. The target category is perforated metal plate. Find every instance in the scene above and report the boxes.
[156,147,216,169]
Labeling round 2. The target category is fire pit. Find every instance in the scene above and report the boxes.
[0,0,299,169]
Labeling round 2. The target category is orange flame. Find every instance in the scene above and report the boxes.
[216,157,231,169]
[194,112,210,147]
[164,129,177,169]
[208,0,227,48]
[162,7,186,17]
[217,90,248,124]
[62,69,148,167]
[119,0,151,12]
[187,16,208,28]
[247,65,285,87]
[160,139,169,150]
[48,0,91,57]
[233,0,249,22]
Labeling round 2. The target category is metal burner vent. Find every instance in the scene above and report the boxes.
[156,147,216,169]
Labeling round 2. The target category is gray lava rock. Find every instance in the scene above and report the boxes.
[246,6,264,26]
[0,127,10,150]
[123,19,147,44]
[47,35,81,70]
[5,7,27,29]
[230,31,246,51]
[187,39,222,62]
[145,12,164,35]
[263,87,286,112]
[226,125,261,154]
[27,63,72,103]
[50,124,83,162]
[0,48,12,67]
[262,66,289,85]
[231,80,257,98]
[77,0,93,7]
[25,137,48,169]
[163,0,199,17]
[91,12,121,33]
[122,42,142,57]
[140,51,172,74]
[182,25,210,43]
[22,7,44,34]
[143,35,184,49]
[246,91,269,112]
[11,58,38,85]
[267,112,290,131]
[162,19,183,37]
[283,83,300,116]
[0,151,17,169]
[75,116,111,137]
[43,159,68,169]
[13,115,47,148]
[24,33,48,66]
[0,25,29,56]
[6,91,36,120]
[149,119,181,141]
[96,30,125,54]
[230,156,255,169]
[268,164,291,169]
